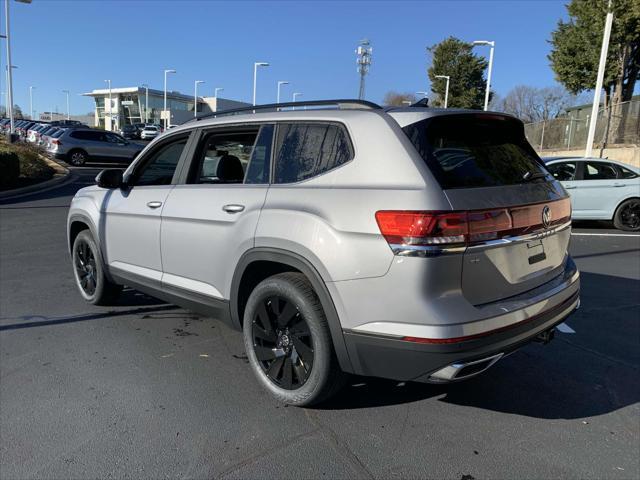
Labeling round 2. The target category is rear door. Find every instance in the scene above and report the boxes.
[570,161,630,219]
[403,113,571,305]
[159,124,274,301]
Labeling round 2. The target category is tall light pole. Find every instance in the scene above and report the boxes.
[104,79,112,130]
[62,89,70,120]
[434,75,450,108]
[29,85,35,120]
[194,80,204,118]
[472,40,495,111]
[214,87,223,112]
[292,92,302,110]
[163,69,176,129]
[4,0,32,132]
[253,62,269,106]
[277,81,289,104]
[585,0,614,158]
[356,38,372,100]
[141,83,149,123]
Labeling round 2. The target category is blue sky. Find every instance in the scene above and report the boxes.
[2,0,570,115]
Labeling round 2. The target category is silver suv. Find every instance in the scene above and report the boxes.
[67,100,580,406]
[50,128,144,166]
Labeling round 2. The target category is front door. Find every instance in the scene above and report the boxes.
[103,133,191,286]
[160,124,274,301]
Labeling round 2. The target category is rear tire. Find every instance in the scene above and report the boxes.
[67,149,88,167]
[72,230,122,305]
[613,198,640,232]
[243,272,346,406]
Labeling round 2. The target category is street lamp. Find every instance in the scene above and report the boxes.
[62,89,70,120]
[104,79,112,129]
[29,86,35,120]
[253,62,269,106]
[214,87,223,112]
[472,40,495,111]
[194,80,204,118]
[163,69,176,129]
[277,81,289,104]
[292,92,302,110]
[141,83,149,123]
[434,75,450,108]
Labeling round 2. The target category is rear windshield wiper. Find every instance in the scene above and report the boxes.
[521,171,548,182]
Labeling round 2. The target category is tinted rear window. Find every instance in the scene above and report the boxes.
[403,115,548,189]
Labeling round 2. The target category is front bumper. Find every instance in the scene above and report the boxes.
[342,288,579,382]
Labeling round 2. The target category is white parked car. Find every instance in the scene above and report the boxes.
[140,125,161,140]
[543,157,640,231]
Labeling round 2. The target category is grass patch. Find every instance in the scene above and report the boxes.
[0,140,55,191]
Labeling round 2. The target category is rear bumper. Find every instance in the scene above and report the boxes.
[342,287,579,382]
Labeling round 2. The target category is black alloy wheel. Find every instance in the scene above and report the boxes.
[74,238,97,296]
[251,295,314,390]
[616,199,640,231]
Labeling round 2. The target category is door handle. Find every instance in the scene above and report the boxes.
[146,201,163,209]
[222,204,245,214]
[564,185,576,189]
[613,183,625,187]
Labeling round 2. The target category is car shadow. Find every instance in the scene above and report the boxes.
[316,271,640,419]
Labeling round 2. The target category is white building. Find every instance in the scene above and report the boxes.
[82,86,250,131]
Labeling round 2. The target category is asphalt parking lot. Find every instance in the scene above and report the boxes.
[1,169,638,480]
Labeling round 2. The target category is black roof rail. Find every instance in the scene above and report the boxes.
[189,98,382,123]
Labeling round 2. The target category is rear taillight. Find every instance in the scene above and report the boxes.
[51,139,61,145]
[376,199,571,249]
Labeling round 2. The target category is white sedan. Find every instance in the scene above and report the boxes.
[544,157,640,231]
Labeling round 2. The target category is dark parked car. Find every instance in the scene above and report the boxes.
[119,124,140,139]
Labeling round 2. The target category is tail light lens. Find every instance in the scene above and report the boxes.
[376,199,571,249]
[51,139,61,145]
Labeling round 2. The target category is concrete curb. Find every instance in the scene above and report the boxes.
[0,155,72,201]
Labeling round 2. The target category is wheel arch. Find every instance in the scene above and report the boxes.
[68,213,116,283]
[230,247,354,373]
[612,196,640,220]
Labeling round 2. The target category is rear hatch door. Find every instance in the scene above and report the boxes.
[402,112,572,305]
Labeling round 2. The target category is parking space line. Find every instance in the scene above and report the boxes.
[556,322,576,334]
[572,233,640,237]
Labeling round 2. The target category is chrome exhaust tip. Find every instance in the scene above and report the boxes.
[427,352,504,383]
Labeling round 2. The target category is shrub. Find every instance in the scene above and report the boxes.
[0,149,20,188]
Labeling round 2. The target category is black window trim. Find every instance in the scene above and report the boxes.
[175,122,276,186]
[271,120,355,186]
[125,130,195,187]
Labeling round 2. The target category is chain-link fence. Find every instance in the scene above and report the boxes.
[524,100,640,151]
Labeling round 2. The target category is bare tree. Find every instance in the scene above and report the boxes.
[493,85,574,122]
[382,91,417,107]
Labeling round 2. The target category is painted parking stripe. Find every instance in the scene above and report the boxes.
[572,232,640,237]
[556,322,576,334]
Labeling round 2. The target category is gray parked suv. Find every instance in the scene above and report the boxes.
[67,100,580,405]
[50,128,144,166]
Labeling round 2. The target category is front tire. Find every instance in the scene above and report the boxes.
[613,198,640,232]
[243,272,345,406]
[72,230,122,305]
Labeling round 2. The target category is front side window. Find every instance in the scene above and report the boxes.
[273,123,353,184]
[130,137,187,186]
[584,162,618,180]
[547,162,577,181]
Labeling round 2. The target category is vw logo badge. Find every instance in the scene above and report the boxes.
[542,205,552,229]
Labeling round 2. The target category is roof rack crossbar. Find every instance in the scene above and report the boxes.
[189,99,382,123]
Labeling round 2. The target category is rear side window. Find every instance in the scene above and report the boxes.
[403,115,548,189]
[273,123,353,184]
[70,130,103,141]
[584,162,617,180]
[617,165,638,179]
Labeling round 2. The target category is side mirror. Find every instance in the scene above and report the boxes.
[96,169,124,189]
